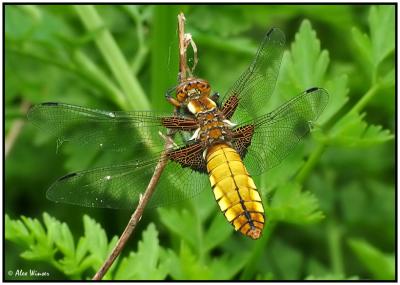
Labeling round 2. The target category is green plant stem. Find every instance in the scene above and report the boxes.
[348,84,380,115]
[132,45,148,75]
[295,143,326,184]
[8,47,124,106]
[74,5,149,111]
[327,221,344,276]
[240,222,276,280]
[150,5,180,111]
[122,5,149,74]
[7,47,77,73]
[72,50,126,108]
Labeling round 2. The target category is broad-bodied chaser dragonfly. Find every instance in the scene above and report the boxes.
[28,28,328,239]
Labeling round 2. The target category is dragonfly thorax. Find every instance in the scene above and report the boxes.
[187,97,217,115]
[196,109,233,148]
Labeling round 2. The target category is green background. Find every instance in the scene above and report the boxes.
[5,4,395,281]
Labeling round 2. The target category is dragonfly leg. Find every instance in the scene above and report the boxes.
[166,96,181,108]
[211,92,220,106]
[165,89,182,108]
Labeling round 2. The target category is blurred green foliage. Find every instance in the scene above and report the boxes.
[5,4,395,281]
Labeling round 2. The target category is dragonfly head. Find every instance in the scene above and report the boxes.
[176,77,211,103]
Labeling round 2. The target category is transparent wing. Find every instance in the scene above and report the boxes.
[27,102,194,152]
[221,28,285,122]
[237,88,329,175]
[46,153,210,209]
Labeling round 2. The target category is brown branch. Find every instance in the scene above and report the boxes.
[188,35,198,76]
[92,137,173,280]
[178,12,198,80]
[178,12,186,82]
[5,100,31,158]
[92,12,191,280]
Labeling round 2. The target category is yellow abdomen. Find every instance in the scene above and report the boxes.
[206,143,265,239]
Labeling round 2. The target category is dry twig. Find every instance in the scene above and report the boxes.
[5,100,31,158]
[92,141,172,280]
[178,12,197,81]
[92,12,193,280]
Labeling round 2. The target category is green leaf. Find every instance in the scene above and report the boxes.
[19,216,55,261]
[275,19,348,127]
[368,6,395,68]
[5,212,125,279]
[21,216,48,245]
[351,27,373,68]
[43,213,75,257]
[75,237,89,267]
[5,214,55,262]
[75,215,118,277]
[82,214,109,263]
[270,240,303,279]
[158,208,200,251]
[268,182,324,224]
[277,20,328,100]
[352,5,395,80]
[325,112,394,147]
[5,214,33,246]
[164,241,212,280]
[114,223,168,280]
[209,251,250,280]
[348,238,395,280]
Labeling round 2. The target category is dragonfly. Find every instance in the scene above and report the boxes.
[28,28,328,240]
